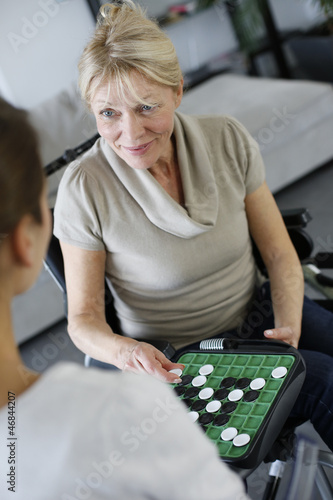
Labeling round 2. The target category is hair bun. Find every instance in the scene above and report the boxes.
[100,1,135,18]
[99,3,115,20]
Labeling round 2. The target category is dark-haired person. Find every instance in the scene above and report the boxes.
[0,96,250,499]
[54,1,333,451]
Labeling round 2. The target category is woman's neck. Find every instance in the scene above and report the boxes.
[0,299,40,408]
[148,139,184,206]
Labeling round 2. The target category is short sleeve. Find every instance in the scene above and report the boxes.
[225,116,266,195]
[53,160,105,251]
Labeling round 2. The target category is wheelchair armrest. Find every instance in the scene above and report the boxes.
[313,253,333,269]
[43,233,66,294]
[281,208,312,229]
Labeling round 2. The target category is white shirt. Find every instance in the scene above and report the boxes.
[0,363,249,500]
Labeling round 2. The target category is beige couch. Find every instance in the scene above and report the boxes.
[179,73,333,192]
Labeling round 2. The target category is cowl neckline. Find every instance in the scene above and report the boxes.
[100,112,218,238]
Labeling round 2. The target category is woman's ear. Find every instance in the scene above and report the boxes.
[11,215,36,267]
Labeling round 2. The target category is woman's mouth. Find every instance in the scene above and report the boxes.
[123,140,154,156]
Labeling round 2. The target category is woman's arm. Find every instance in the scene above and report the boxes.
[60,241,183,382]
[245,182,304,348]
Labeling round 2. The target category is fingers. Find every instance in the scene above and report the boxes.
[264,327,299,348]
[123,342,185,383]
[143,347,185,383]
[154,350,185,376]
[150,361,183,384]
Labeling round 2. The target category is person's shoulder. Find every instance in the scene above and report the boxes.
[55,137,113,202]
[196,114,248,135]
[176,112,243,138]
[196,113,255,147]
[62,136,106,178]
[177,111,226,127]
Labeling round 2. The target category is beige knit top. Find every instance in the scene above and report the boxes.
[54,112,265,349]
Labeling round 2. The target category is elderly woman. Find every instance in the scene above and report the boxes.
[0,97,250,500]
[54,1,333,450]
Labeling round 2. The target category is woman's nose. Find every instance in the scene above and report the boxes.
[121,112,145,142]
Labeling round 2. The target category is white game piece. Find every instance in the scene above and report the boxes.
[221,427,238,441]
[250,378,266,390]
[188,411,199,423]
[228,389,244,402]
[169,368,183,377]
[199,364,214,376]
[272,366,288,379]
[233,433,251,447]
[199,387,214,400]
[192,375,207,387]
[206,400,221,413]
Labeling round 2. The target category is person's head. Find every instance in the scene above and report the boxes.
[78,1,184,170]
[78,1,183,110]
[0,98,51,297]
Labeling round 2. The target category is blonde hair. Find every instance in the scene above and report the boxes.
[78,1,182,108]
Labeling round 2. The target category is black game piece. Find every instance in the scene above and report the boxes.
[174,385,186,396]
[235,378,251,389]
[214,414,230,427]
[192,400,207,411]
[214,388,229,400]
[243,390,260,402]
[221,402,237,414]
[220,377,236,388]
[184,387,200,398]
[199,413,214,425]
[179,374,193,386]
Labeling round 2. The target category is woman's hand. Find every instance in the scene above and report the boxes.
[121,339,185,383]
[60,242,184,382]
[264,326,301,349]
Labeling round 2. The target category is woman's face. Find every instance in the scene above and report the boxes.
[91,72,183,171]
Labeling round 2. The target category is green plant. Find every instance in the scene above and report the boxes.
[195,0,265,52]
[197,0,333,52]
[312,0,333,19]
[311,0,333,32]
[226,0,265,53]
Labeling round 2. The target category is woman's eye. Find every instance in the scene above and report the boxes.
[101,110,114,118]
[141,105,154,112]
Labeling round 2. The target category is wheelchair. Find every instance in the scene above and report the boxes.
[44,134,333,500]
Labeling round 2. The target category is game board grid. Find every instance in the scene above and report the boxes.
[174,353,295,460]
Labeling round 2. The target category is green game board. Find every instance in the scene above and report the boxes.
[171,343,305,469]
